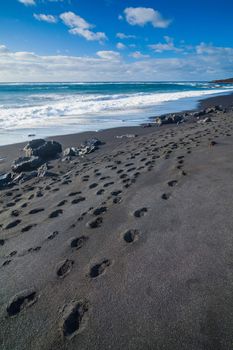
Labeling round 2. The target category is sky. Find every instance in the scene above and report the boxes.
[0,0,232,82]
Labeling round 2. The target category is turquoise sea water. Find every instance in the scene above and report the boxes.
[0,81,233,145]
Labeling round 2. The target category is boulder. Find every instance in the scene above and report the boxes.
[193,110,206,118]
[13,171,37,183]
[156,114,184,126]
[24,139,62,159]
[37,163,57,178]
[81,138,103,149]
[12,156,43,173]
[203,116,212,123]
[204,105,223,114]
[24,139,45,154]
[79,146,95,155]
[197,116,212,124]
[62,138,104,159]
[63,147,80,157]
[0,173,12,188]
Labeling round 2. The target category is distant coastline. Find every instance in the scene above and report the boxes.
[212,77,233,84]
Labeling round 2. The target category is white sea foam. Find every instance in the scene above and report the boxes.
[0,88,232,130]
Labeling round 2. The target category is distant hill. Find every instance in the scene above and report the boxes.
[212,78,233,83]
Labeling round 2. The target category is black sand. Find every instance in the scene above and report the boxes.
[1,93,233,350]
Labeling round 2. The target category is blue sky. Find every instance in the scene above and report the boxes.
[0,0,232,81]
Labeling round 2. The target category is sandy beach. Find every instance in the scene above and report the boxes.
[1,93,233,350]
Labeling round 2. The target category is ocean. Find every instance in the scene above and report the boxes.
[0,81,233,146]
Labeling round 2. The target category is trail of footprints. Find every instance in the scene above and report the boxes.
[2,111,233,339]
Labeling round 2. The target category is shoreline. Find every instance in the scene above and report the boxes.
[0,92,232,174]
[0,91,232,148]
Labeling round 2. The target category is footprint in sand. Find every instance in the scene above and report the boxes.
[61,300,89,339]
[5,219,21,230]
[11,209,20,217]
[92,207,107,216]
[82,176,89,182]
[113,197,122,204]
[89,259,111,278]
[89,183,98,189]
[70,236,89,250]
[6,202,16,208]
[6,289,37,317]
[21,202,28,208]
[49,209,63,218]
[134,207,148,218]
[123,229,139,243]
[28,246,41,253]
[161,193,171,200]
[57,200,67,207]
[96,189,105,195]
[28,208,44,215]
[87,217,103,229]
[56,259,74,278]
[111,190,122,197]
[68,191,82,197]
[47,231,59,240]
[103,182,114,188]
[167,180,177,187]
[21,224,37,233]
[2,259,11,267]
[8,250,17,257]
[71,197,86,204]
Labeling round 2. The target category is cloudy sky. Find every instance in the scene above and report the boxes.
[0,0,232,82]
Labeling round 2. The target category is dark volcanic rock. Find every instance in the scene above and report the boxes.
[13,171,37,183]
[0,173,12,188]
[81,138,103,148]
[37,163,57,178]
[63,147,80,157]
[12,156,43,173]
[24,139,62,159]
[24,139,45,154]
[64,138,104,158]
[156,114,184,126]
[80,138,104,155]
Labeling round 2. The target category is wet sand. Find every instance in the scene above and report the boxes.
[1,93,233,350]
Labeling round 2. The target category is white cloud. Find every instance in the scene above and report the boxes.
[0,43,232,82]
[96,51,121,60]
[196,42,233,55]
[130,51,150,59]
[122,7,171,28]
[149,36,181,53]
[0,45,10,53]
[60,11,107,42]
[116,33,136,39]
[116,42,126,50]
[18,0,36,5]
[33,14,57,23]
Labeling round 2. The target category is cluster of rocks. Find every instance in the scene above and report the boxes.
[12,139,62,173]
[192,105,224,118]
[63,138,104,159]
[0,173,12,188]
[155,105,224,127]
[0,137,104,189]
[155,114,184,126]
[0,139,62,189]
